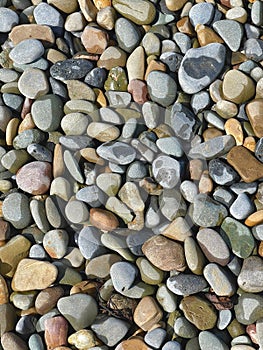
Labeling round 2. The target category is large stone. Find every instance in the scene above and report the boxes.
[222,70,255,104]
[235,293,263,325]
[237,256,263,293]
[112,0,156,25]
[146,71,177,107]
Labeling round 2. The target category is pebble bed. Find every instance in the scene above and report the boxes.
[0,0,263,349]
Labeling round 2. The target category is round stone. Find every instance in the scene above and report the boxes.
[199,331,229,350]
[112,0,156,25]
[31,94,63,132]
[146,71,177,107]
[167,274,207,296]
[235,293,263,325]
[115,18,141,53]
[2,193,31,229]
[65,200,89,224]
[43,229,69,259]
[174,317,198,339]
[203,263,236,296]
[16,161,52,195]
[237,256,263,293]
[189,2,214,27]
[33,2,64,36]
[9,39,44,65]
[68,330,99,349]
[133,296,163,331]
[110,261,138,293]
[97,141,136,165]
[152,155,180,189]
[0,8,19,32]
[81,26,109,54]
[35,286,64,315]
[87,122,120,142]
[144,328,167,349]
[222,70,255,104]
[18,68,49,99]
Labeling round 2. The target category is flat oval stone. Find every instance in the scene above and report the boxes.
[0,8,19,32]
[50,59,93,81]
[192,194,228,227]
[27,144,53,162]
[87,122,120,142]
[33,2,64,36]
[9,23,55,46]
[43,229,69,259]
[152,155,180,189]
[178,43,226,94]
[18,68,49,99]
[234,293,263,325]
[180,296,217,330]
[221,217,255,258]
[156,137,184,157]
[204,263,236,296]
[189,2,214,27]
[174,317,198,339]
[112,0,156,25]
[136,257,164,285]
[167,274,207,296]
[97,141,136,165]
[11,259,58,292]
[146,71,177,107]
[78,226,107,260]
[115,18,141,53]
[3,193,31,229]
[222,70,255,104]
[31,94,64,132]
[9,39,44,65]
[237,256,263,293]
[57,294,98,331]
[184,237,206,275]
[89,208,119,231]
[199,331,229,350]
[81,26,109,54]
[197,228,230,266]
[13,129,45,150]
[1,332,28,350]
[35,286,64,315]
[142,235,186,272]
[110,261,138,293]
[16,161,52,195]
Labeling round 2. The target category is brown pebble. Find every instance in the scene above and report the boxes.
[165,0,187,11]
[9,24,55,46]
[18,113,35,134]
[142,235,186,272]
[117,337,151,350]
[0,274,9,305]
[94,0,111,9]
[128,79,148,104]
[243,136,256,152]
[53,144,65,178]
[227,145,263,183]
[246,99,263,138]
[94,88,107,107]
[35,286,64,315]
[246,324,258,345]
[80,147,105,165]
[133,296,163,331]
[21,98,33,119]
[199,170,213,194]
[81,26,109,54]
[16,161,52,195]
[258,241,263,257]
[189,159,204,180]
[89,208,119,231]
[161,216,192,242]
[1,332,28,350]
[225,118,243,145]
[177,17,195,36]
[6,118,19,146]
[70,280,100,297]
[0,219,10,241]
[45,316,68,350]
[46,48,67,64]
[145,60,166,80]
[196,24,224,46]
[245,210,263,227]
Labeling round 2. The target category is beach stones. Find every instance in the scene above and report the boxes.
[167,274,208,296]
[178,43,226,94]
[146,71,177,107]
[11,259,58,291]
[222,70,255,104]
[97,141,136,164]
[213,19,243,52]
[50,59,93,81]
[0,8,19,32]
[81,26,109,54]
[152,155,180,189]
[235,293,263,325]
[237,256,263,293]
[112,0,156,25]
[9,39,44,65]
[134,296,163,331]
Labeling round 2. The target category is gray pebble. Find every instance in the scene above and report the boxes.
[167,274,207,296]
[145,328,167,349]
[49,77,68,100]
[33,2,64,36]
[121,118,137,139]
[191,91,211,114]
[230,193,254,220]
[0,105,12,132]
[189,2,215,27]
[45,196,66,229]
[65,199,89,224]
[178,43,226,94]
[160,52,183,72]
[13,129,45,150]
[180,180,198,203]
[235,293,263,325]
[27,144,53,162]
[126,229,154,256]
[204,110,225,131]
[145,197,161,228]
[115,18,141,53]
[244,38,263,62]
[0,7,19,32]
[251,0,263,26]
[2,93,23,112]
[230,182,257,195]
[78,226,107,259]
[173,33,191,54]
[97,141,136,165]
[43,229,69,259]
[156,137,184,157]
[64,150,84,184]
[142,101,160,129]
[76,185,105,207]
[13,57,49,72]
[159,188,187,221]
[12,291,36,310]
[174,316,198,338]
[162,341,182,350]
[209,158,239,185]
[3,192,31,229]
[30,199,50,233]
[85,67,107,88]
[105,91,131,107]
[29,244,47,259]
[237,256,263,293]
[29,334,45,350]
[59,135,94,151]
[110,261,138,292]
[252,224,263,240]
[35,309,60,332]
[152,155,180,189]
[91,316,130,347]
[15,315,37,336]
[146,71,177,107]
[199,331,229,350]
[204,263,236,296]
[9,39,44,65]
[126,161,148,181]
[217,310,232,330]
[0,69,18,83]
[245,23,261,39]
[213,19,243,52]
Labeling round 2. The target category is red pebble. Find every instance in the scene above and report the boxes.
[128,79,148,104]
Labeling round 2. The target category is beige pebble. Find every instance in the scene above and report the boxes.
[87,122,120,142]
[94,88,108,107]
[161,216,192,242]
[6,118,19,146]
[189,159,204,180]
[203,127,223,141]
[165,0,187,11]
[46,49,67,63]
[48,0,78,13]
[226,6,247,23]
[78,0,98,21]
[53,144,65,178]
[9,24,55,46]
[66,80,95,101]
[214,99,238,118]
[246,98,263,138]
[0,274,9,305]
[18,113,35,134]
[222,69,255,104]
[243,136,256,152]
[256,77,263,99]
[80,147,105,165]
[245,210,263,227]
[133,296,163,331]
[98,46,127,69]
[209,79,224,102]
[11,258,58,291]
[81,26,108,54]
[199,170,213,194]
[94,0,111,9]
[224,118,243,145]
[145,60,166,80]
[65,12,86,32]
[126,46,145,82]
[97,6,116,30]
[68,329,100,349]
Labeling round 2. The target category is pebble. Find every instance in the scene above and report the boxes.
[145,327,167,348]
[146,71,177,107]
[2,192,31,229]
[136,257,164,285]
[192,194,228,227]
[142,235,186,272]
[237,256,263,293]
[204,263,235,296]
[235,293,263,325]
[213,19,243,52]
[227,146,263,183]
[112,0,156,25]
[217,309,232,330]
[199,331,229,350]
[11,259,58,291]
[85,67,107,88]
[97,141,136,165]
[29,334,45,350]
[152,155,180,189]
[78,226,107,260]
[222,70,255,104]
[230,193,254,220]
[87,122,120,142]
[167,274,207,296]
[16,161,52,195]
[33,2,64,36]
[0,8,19,32]
[43,229,68,259]
[159,188,187,221]
[197,228,230,266]
[57,294,98,330]
[246,99,263,138]
[9,39,44,65]
[178,43,226,94]
[221,217,255,258]
[189,2,215,27]
[9,24,55,46]
[32,94,63,132]
[133,296,163,331]
[50,59,93,82]
[209,158,239,186]
[1,332,28,350]
[180,295,217,330]
[244,39,263,62]
[44,316,68,350]
[68,329,100,349]
[174,316,198,339]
